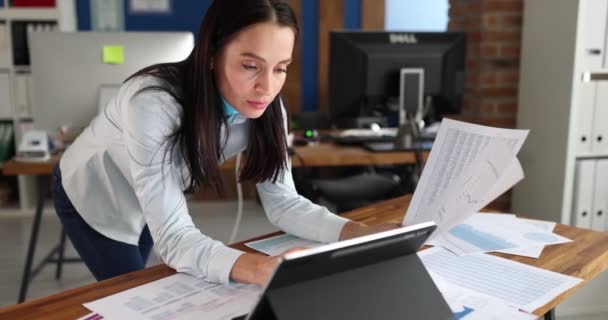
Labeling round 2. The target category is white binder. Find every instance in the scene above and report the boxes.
[592,159,608,231]
[575,82,595,154]
[592,82,608,154]
[573,160,595,229]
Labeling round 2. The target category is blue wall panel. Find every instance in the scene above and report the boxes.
[344,0,361,29]
[123,0,212,34]
[76,0,211,35]
[300,0,318,112]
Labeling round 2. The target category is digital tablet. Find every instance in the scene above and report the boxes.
[236,221,452,320]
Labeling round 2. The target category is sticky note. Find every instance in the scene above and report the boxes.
[103,45,124,64]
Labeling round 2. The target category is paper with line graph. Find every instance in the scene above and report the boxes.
[402,119,529,242]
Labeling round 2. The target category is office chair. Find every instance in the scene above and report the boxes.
[292,112,403,213]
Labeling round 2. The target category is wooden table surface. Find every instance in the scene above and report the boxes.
[2,194,608,319]
[1,143,425,176]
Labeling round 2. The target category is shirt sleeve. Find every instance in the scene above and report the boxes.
[123,85,243,284]
[256,100,350,243]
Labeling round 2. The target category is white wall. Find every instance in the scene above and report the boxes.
[385,0,448,31]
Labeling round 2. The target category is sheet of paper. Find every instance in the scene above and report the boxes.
[425,137,524,239]
[496,218,560,258]
[84,273,261,320]
[245,234,323,256]
[403,119,529,227]
[419,247,583,313]
[428,271,536,320]
[429,213,572,256]
[518,218,557,232]
[495,245,545,259]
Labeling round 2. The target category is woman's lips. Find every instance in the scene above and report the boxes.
[246,100,269,110]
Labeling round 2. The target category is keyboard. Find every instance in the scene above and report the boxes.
[332,128,398,145]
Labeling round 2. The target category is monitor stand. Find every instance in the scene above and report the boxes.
[395,68,425,149]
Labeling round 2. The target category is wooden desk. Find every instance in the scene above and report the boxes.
[220,143,425,169]
[1,144,424,303]
[2,195,608,319]
[1,143,423,174]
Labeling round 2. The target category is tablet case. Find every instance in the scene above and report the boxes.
[244,223,452,319]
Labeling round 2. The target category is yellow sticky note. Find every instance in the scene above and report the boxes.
[103,45,124,65]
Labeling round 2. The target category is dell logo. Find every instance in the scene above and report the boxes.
[389,33,418,44]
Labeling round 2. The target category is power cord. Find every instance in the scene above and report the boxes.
[228,152,243,244]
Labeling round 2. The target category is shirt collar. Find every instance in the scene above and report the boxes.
[222,97,247,124]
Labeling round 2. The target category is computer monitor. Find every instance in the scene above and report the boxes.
[28,31,194,135]
[329,31,466,128]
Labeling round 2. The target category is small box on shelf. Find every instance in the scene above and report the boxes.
[10,0,55,7]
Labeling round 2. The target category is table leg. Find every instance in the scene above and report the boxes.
[55,228,66,279]
[17,175,49,303]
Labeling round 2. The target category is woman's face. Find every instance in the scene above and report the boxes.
[214,22,294,119]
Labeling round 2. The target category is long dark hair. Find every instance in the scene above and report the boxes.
[126,0,298,194]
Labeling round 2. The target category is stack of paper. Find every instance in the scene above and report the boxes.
[83,274,261,320]
[402,119,529,239]
[429,213,572,258]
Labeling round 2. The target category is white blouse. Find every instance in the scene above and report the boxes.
[60,75,349,284]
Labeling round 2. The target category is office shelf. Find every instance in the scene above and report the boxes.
[513,0,608,229]
[0,0,74,210]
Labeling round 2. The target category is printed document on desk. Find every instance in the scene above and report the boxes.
[496,218,561,258]
[402,119,529,238]
[429,213,572,256]
[428,271,536,320]
[419,247,582,313]
[245,234,323,256]
[83,273,261,320]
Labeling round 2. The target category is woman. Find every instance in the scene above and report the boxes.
[51,0,398,286]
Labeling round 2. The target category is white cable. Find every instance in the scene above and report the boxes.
[228,152,243,244]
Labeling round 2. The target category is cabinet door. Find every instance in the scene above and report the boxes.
[592,82,608,154]
[580,0,608,70]
[592,159,608,231]
[573,160,595,229]
[576,82,596,154]
[0,72,12,119]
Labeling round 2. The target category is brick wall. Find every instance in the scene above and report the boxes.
[448,0,523,210]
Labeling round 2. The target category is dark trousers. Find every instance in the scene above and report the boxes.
[51,164,154,281]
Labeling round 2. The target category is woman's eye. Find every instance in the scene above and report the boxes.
[276,68,288,74]
[242,64,258,71]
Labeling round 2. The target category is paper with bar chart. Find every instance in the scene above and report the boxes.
[428,213,572,256]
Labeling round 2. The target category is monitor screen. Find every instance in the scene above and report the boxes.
[28,31,194,135]
[329,31,466,127]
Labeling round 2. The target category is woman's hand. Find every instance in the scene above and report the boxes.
[230,248,304,286]
[339,221,402,241]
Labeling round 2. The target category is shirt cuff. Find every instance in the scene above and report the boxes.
[320,214,350,243]
[206,246,245,284]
